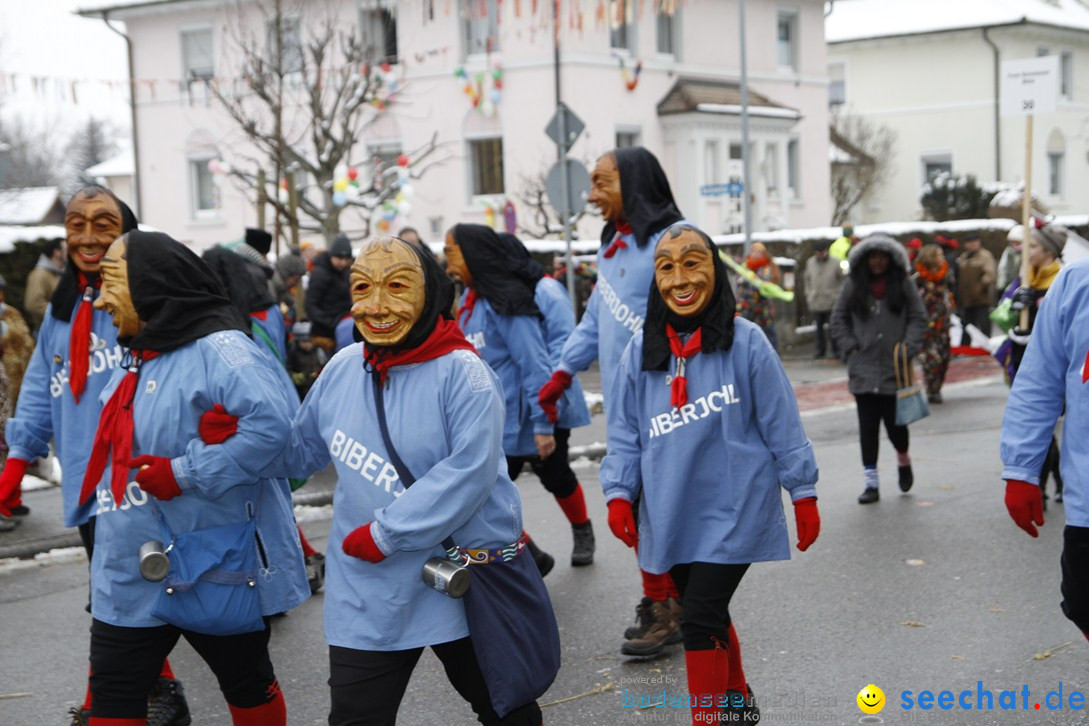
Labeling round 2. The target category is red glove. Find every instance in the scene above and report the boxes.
[199,404,238,445]
[793,497,820,551]
[538,370,573,425]
[129,455,182,501]
[342,523,387,563]
[0,458,29,516]
[607,499,638,548]
[1005,479,1044,538]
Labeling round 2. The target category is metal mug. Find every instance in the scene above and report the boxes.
[139,540,170,582]
[421,557,470,598]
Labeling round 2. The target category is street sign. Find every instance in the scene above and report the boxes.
[699,183,731,197]
[545,158,591,218]
[728,181,743,197]
[1000,56,1059,117]
[545,103,585,154]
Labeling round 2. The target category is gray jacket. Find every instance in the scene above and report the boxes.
[803,254,844,312]
[830,235,927,395]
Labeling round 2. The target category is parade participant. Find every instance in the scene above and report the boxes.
[736,242,781,350]
[1000,256,1089,642]
[81,230,307,725]
[537,146,687,654]
[447,225,594,569]
[831,234,926,504]
[202,243,287,363]
[601,223,819,725]
[262,235,544,726]
[996,225,1023,298]
[912,244,954,404]
[0,187,191,725]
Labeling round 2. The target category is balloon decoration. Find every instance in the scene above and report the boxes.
[361,60,401,111]
[454,56,503,117]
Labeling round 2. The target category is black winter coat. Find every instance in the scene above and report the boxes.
[305,252,351,338]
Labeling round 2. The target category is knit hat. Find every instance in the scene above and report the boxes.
[1032,224,1067,260]
[813,239,830,252]
[330,235,353,259]
[292,321,312,340]
[245,228,273,256]
[275,254,307,278]
[1007,225,1025,243]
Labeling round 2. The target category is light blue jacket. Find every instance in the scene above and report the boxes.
[536,277,591,431]
[87,330,309,627]
[6,302,125,527]
[600,319,818,573]
[1001,260,1089,527]
[334,315,356,353]
[558,222,690,406]
[251,305,287,364]
[269,344,524,651]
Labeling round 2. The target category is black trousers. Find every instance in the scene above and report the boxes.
[961,305,992,345]
[506,428,578,499]
[854,393,909,468]
[89,618,278,718]
[328,638,542,726]
[668,562,749,651]
[1061,526,1089,634]
[813,311,836,357]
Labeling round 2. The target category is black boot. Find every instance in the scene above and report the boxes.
[147,677,192,726]
[722,684,761,723]
[525,537,554,577]
[571,521,595,566]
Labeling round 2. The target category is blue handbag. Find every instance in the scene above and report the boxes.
[894,342,930,426]
[149,501,265,637]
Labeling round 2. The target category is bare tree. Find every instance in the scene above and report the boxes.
[0,117,67,190]
[515,161,595,240]
[829,112,896,226]
[211,0,450,244]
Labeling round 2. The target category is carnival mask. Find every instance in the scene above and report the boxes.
[66,190,124,275]
[94,236,143,339]
[442,232,472,287]
[351,237,426,346]
[587,153,623,223]
[654,227,715,317]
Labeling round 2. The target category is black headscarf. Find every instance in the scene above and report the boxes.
[603,147,684,250]
[121,231,249,352]
[453,224,540,317]
[202,245,276,315]
[642,224,735,372]
[497,232,546,284]
[51,186,139,322]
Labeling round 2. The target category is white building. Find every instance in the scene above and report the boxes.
[79,0,831,250]
[827,0,1089,224]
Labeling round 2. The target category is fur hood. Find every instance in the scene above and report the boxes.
[847,233,910,274]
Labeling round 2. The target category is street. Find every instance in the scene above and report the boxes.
[1,359,1086,725]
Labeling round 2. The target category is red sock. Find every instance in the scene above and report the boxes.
[158,658,174,680]
[642,569,672,602]
[725,623,747,692]
[555,485,588,525]
[82,664,93,711]
[297,526,318,558]
[684,646,729,725]
[88,719,147,725]
[228,682,286,726]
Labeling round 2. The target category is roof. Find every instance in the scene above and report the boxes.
[0,187,65,226]
[0,225,64,253]
[658,79,799,119]
[76,0,211,18]
[86,145,134,178]
[827,0,1089,44]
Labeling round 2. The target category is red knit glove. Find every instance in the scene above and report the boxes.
[199,404,238,445]
[1005,479,1044,538]
[342,523,387,563]
[0,458,29,516]
[793,497,820,551]
[538,370,573,425]
[129,455,182,501]
[607,499,638,548]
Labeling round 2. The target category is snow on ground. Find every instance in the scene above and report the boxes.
[0,546,86,574]
[294,503,333,523]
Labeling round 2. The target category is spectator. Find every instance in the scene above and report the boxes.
[912,244,955,403]
[286,321,327,399]
[305,235,353,351]
[736,242,781,351]
[803,240,844,359]
[829,223,853,263]
[996,225,1024,299]
[956,232,996,346]
[0,275,34,406]
[273,251,307,327]
[24,238,66,331]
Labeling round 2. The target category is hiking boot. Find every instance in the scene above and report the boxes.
[621,599,681,656]
[623,596,654,640]
[899,465,914,492]
[858,488,879,504]
[570,521,595,567]
[525,537,554,578]
[305,552,326,594]
[8,504,29,517]
[722,684,760,723]
[67,706,90,726]
[665,596,684,642]
[147,677,191,726]
[927,391,942,404]
[0,514,18,532]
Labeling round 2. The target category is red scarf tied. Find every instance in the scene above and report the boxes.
[69,274,102,404]
[666,324,703,409]
[364,318,479,385]
[457,289,478,325]
[79,350,159,507]
[602,220,633,259]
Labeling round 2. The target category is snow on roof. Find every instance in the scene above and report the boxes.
[86,146,134,178]
[827,0,1089,44]
[0,188,62,226]
[0,225,64,253]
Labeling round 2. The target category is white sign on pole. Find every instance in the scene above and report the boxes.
[1000,56,1059,117]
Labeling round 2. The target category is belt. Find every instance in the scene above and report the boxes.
[445,533,528,566]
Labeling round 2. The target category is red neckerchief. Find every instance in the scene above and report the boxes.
[666,324,703,409]
[915,259,948,283]
[603,220,633,259]
[458,289,478,325]
[80,350,160,507]
[1082,349,1089,384]
[746,256,769,272]
[68,273,102,404]
[870,277,888,300]
[364,318,479,384]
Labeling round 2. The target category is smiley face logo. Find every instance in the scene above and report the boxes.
[857,684,885,714]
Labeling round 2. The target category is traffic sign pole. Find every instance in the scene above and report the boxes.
[553,2,577,309]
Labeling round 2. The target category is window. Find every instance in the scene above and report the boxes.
[828,61,845,106]
[1060,51,1073,98]
[463,0,499,57]
[181,28,214,81]
[920,152,953,185]
[616,128,641,148]
[267,16,303,74]
[610,0,636,53]
[765,143,779,195]
[787,138,799,198]
[189,157,219,217]
[468,137,504,196]
[777,10,798,69]
[361,5,398,64]
[704,140,720,184]
[1037,46,1050,57]
[656,4,677,55]
[368,142,402,190]
[729,142,743,160]
[1048,152,1064,196]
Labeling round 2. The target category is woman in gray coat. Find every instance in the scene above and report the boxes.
[831,234,927,504]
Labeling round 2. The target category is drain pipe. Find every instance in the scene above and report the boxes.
[983,27,1001,181]
[101,11,142,218]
